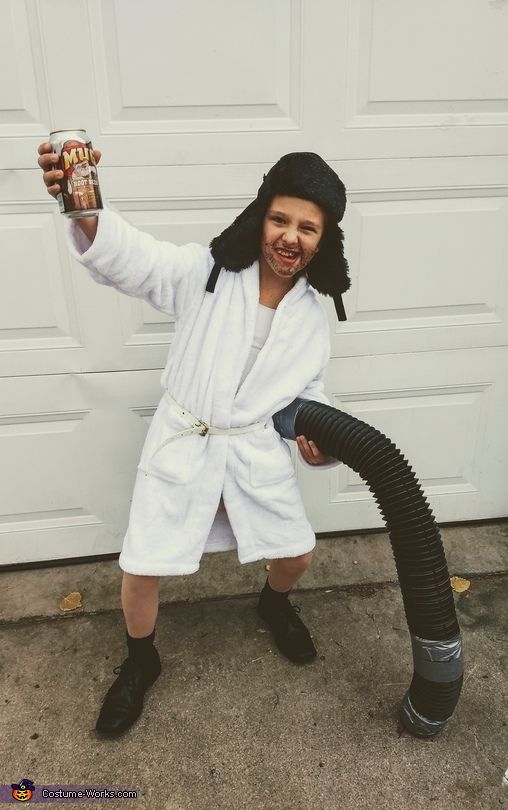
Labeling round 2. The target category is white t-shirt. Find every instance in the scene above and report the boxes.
[215,303,276,524]
[237,303,276,390]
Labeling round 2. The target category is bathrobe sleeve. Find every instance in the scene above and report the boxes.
[296,304,343,471]
[63,205,210,320]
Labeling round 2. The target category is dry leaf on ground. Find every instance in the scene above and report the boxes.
[450,576,471,593]
[58,591,83,612]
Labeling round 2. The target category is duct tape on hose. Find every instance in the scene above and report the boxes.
[400,634,464,737]
[272,397,308,441]
[410,633,464,682]
[400,692,450,737]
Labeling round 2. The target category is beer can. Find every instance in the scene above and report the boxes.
[49,129,103,218]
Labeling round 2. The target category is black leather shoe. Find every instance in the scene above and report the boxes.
[257,592,317,664]
[95,651,161,737]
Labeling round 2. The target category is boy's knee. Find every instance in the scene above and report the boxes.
[276,551,313,575]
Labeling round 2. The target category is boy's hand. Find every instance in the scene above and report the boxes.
[296,435,334,465]
[37,141,102,199]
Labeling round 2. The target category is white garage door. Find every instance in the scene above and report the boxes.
[1,0,507,564]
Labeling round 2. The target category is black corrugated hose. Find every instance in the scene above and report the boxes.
[273,397,464,738]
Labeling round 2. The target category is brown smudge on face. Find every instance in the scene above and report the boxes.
[259,195,325,284]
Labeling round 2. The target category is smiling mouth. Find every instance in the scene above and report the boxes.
[275,247,300,262]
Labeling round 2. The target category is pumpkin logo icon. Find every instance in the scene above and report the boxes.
[11,779,35,801]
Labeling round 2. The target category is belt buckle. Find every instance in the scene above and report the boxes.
[194,419,209,437]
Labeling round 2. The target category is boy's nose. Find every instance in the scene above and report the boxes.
[282,228,298,245]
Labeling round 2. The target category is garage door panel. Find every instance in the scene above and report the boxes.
[346,0,508,130]
[0,526,116,566]
[94,0,301,132]
[119,297,174,349]
[330,191,508,357]
[0,212,82,351]
[299,347,508,530]
[1,413,85,515]
[353,196,508,318]
[0,0,50,135]
[330,387,487,497]
[0,409,105,564]
[0,370,160,565]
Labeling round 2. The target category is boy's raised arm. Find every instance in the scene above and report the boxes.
[37,140,210,320]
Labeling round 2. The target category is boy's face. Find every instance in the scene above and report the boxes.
[259,195,325,281]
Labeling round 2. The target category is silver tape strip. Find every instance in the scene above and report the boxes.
[400,691,449,737]
[410,633,464,683]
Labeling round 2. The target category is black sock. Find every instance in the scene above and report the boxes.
[263,576,291,599]
[126,627,156,664]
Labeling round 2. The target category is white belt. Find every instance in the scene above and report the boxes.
[155,390,266,452]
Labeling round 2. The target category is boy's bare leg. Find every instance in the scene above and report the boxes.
[267,551,313,592]
[121,572,160,637]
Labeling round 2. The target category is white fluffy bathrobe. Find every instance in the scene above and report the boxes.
[65,207,339,576]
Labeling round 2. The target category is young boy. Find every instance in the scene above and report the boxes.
[37,145,351,736]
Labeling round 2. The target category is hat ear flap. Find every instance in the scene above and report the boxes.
[305,223,351,298]
[210,199,264,271]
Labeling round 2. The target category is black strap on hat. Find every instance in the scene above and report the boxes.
[333,293,347,321]
[205,262,221,293]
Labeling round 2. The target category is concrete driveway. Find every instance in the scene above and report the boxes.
[1,524,507,809]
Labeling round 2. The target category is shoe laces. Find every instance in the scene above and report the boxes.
[274,599,305,627]
[113,653,159,682]
[279,599,301,614]
[112,658,133,677]
[106,658,140,702]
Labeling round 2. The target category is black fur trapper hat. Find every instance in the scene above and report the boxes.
[208,152,351,320]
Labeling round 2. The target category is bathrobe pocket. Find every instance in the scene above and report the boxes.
[137,395,194,484]
[249,426,295,488]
